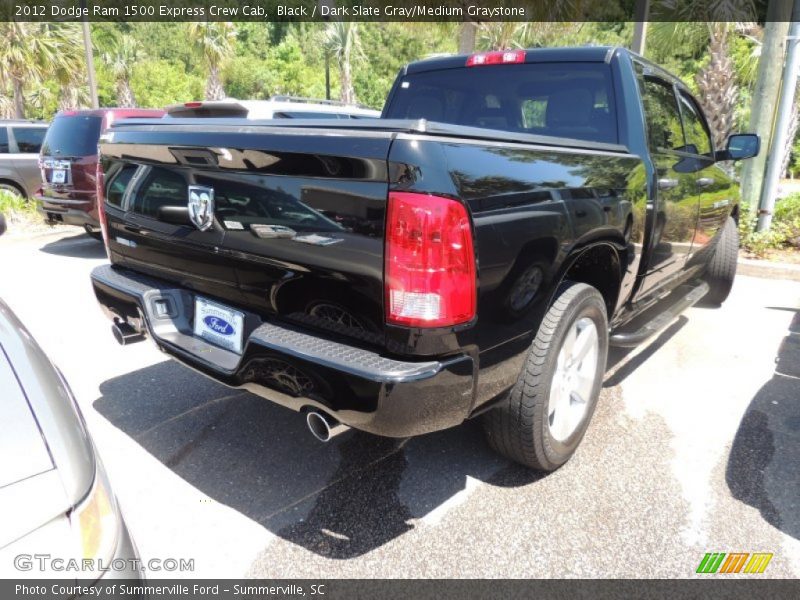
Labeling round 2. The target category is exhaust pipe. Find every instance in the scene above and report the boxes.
[111,321,145,346]
[306,411,349,442]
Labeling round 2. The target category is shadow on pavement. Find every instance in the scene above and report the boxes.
[726,309,800,540]
[93,361,544,559]
[604,316,688,388]
[39,233,105,259]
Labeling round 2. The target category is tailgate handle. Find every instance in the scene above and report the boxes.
[123,224,142,234]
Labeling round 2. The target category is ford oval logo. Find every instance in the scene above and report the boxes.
[203,316,234,336]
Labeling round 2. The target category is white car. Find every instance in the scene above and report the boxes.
[165,96,381,120]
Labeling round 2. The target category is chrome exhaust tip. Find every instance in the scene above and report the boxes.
[306,411,349,442]
[111,321,145,346]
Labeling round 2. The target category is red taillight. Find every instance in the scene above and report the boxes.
[466,50,526,67]
[184,101,203,108]
[95,162,110,257]
[385,192,476,328]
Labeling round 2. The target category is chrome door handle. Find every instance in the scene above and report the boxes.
[658,178,679,190]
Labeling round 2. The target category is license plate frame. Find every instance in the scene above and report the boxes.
[193,296,245,354]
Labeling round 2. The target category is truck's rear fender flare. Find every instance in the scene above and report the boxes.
[549,241,624,318]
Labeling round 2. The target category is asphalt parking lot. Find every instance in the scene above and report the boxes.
[1,227,798,578]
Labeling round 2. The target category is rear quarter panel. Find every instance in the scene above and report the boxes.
[388,135,646,408]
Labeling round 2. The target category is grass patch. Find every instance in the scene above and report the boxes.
[0,189,37,216]
[0,189,48,235]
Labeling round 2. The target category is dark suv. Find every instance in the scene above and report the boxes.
[37,108,164,237]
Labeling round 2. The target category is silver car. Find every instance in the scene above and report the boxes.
[0,212,141,583]
[0,120,49,198]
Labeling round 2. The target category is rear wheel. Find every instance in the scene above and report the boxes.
[483,281,608,471]
[703,216,738,305]
[0,182,25,198]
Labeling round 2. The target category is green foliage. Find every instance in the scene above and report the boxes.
[354,23,454,110]
[739,195,800,256]
[260,34,328,99]
[129,60,204,107]
[224,56,274,100]
[773,193,800,246]
[0,190,36,216]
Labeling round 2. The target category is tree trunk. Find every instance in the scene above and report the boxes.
[117,79,136,108]
[12,78,25,119]
[696,27,737,151]
[339,25,356,105]
[206,64,226,100]
[340,53,355,104]
[58,87,75,112]
[458,21,477,54]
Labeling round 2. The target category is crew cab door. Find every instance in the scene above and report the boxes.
[635,72,699,298]
[675,89,736,266]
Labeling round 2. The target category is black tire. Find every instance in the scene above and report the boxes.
[483,281,609,471]
[703,216,738,305]
[0,182,25,198]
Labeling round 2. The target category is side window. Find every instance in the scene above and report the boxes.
[0,128,8,154]
[11,127,46,153]
[106,165,138,208]
[131,168,186,219]
[640,77,685,152]
[678,92,713,156]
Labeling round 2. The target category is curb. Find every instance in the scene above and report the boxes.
[738,258,800,281]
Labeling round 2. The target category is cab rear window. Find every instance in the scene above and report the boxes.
[384,62,618,144]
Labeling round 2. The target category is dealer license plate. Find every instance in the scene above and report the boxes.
[193,296,244,354]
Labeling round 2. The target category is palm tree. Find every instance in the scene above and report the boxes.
[187,22,237,100]
[46,23,90,111]
[101,34,143,107]
[649,22,759,150]
[0,22,79,118]
[695,24,739,150]
[324,22,363,105]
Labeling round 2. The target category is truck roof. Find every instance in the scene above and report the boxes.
[404,46,687,91]
[405,46,621,75]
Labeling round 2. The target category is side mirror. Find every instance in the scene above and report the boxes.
[0,213,6,237]
[717,133,760,161]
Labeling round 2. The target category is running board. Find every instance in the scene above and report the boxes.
[609,281,709,348]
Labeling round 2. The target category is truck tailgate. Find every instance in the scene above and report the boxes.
[100,124,393,346]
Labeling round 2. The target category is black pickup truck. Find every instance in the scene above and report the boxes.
[90,47,758,470]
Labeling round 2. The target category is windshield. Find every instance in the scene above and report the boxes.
[41,115,103,157]
[384,62,618,144]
